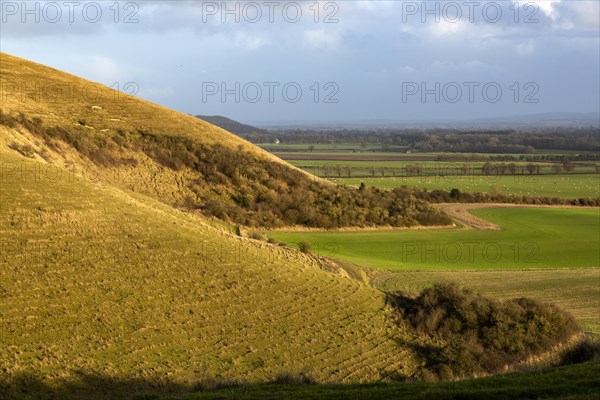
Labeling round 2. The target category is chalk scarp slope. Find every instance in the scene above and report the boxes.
[0,149,416,399]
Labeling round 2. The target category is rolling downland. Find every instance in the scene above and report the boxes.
[0,53,591,399]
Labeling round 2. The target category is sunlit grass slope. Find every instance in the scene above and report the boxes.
[0,151,418,398]
[0,52,294,223]
[0,54,277,158]
[0,52,448,229]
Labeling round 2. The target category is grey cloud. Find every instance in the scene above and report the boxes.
[1,0,597,121]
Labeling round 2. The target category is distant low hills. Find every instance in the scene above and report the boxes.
[248,112,600,130]
[195,114,269,135]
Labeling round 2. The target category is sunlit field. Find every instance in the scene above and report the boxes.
[269,207,600,270]
[331,174,600,198]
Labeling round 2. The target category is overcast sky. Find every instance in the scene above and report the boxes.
[1,0,599,123]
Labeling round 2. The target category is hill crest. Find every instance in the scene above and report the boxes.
[0,52,449,229]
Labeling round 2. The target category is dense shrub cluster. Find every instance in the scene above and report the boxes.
[2,111,451,229]
[4,112,139,167]
[389,283,580,380]
[269,371,317,385]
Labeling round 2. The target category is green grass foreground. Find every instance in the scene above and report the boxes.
[159,361,600,400]
[6,361,595,399]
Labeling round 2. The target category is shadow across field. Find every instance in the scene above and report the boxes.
[0,372,198,400]
[2,362,600,400]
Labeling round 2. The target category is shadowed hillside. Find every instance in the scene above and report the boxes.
[194,115,269,135]
[2,361,599,400]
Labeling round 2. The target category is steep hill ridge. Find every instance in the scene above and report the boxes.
[0,54,277,158]
[0,53,449,229]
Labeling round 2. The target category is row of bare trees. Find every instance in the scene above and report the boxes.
[314,161,587,178]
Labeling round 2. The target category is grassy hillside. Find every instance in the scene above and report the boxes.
[0,54,434,397]
[0,151,419,399]
[0,52,449,229]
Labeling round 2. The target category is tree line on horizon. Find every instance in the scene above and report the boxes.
[243,128,600,154]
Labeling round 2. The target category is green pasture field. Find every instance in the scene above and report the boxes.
[268,207,600,271]
[289,160,554,169]
[261,144,595,157]
[272,151,423,159]
[288,160,597,174]
[330,174,600,198]
[287,161,600,178]
[269,207,600,333]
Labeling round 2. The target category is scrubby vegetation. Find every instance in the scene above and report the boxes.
[1,111,451,229]
[268,371,317,385]
[388,283,580,380]
[8,141,36,158]
[371,268,600,335]
[298,241,312,254]
[412,187,600,206]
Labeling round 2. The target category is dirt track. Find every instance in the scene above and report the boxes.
[437,204,502,230]
[436,203,598,231]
